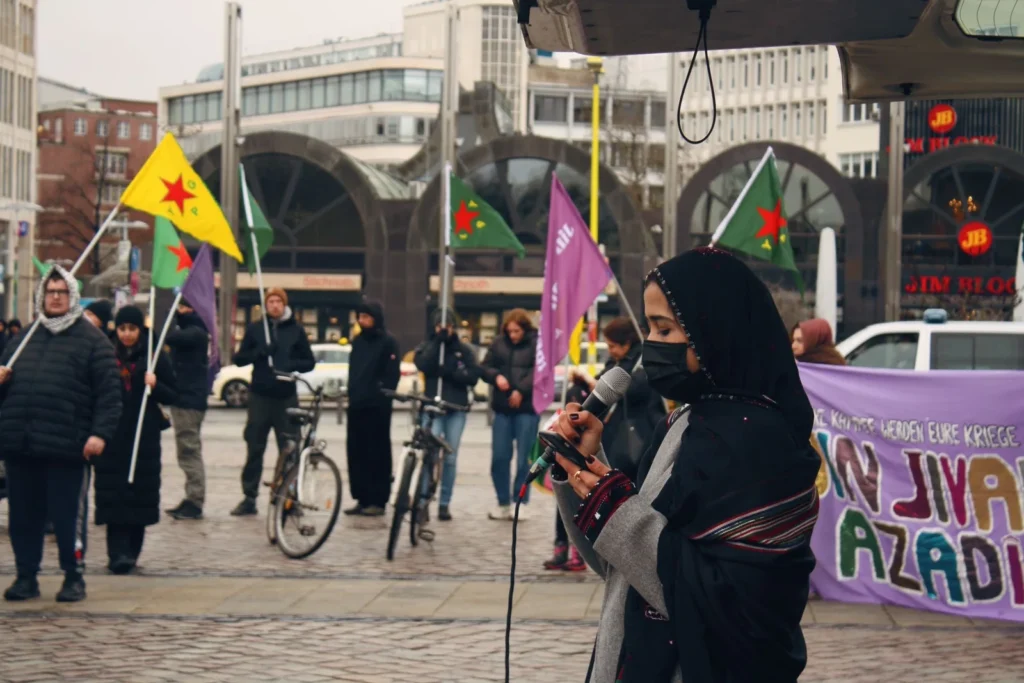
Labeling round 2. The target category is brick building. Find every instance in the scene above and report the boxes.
[36,81,157,275]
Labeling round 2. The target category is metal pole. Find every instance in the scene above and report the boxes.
[882,101,905,322]
[587,59,602,377]
[663,52,680,261]
[239,163,273,366]
[218,2,243,364]
[435,2,458,401]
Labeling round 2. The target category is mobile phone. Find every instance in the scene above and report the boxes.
[536,430,590,470]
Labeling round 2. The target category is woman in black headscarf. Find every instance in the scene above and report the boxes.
[550,248,820,683]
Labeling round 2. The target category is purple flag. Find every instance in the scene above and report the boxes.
[800,364,1024,623]
[181,244,220,374]
[533,175,613,414]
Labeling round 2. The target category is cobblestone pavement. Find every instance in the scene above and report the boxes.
[0,409,574,582]
[1,408,1023,681]
[1,613,1022,682]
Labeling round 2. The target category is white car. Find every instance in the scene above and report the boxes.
[837,309,1024,371]
[211,343,350,408]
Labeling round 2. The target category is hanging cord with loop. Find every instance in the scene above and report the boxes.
[677,7,717,145]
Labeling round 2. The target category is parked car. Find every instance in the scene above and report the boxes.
[210,343,350,408]
[836,309,1024,371]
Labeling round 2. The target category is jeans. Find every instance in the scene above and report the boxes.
[491,411,541,506]
[420,411,468,507]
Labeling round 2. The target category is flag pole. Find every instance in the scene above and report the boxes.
[608,272,644,341]
[240,164,273,368]
[436,162,454,401]
[150,289,184,369]
[3,203,123,370]
[129,285,158,484]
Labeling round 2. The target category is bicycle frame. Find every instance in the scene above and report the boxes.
[276,372,329,509]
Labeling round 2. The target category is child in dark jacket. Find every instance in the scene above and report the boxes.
[93,306,177,574]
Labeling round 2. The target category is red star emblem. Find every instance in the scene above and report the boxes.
[453,200,480,236]
[755,200,787,245]
[167,242,193,272]
[161,174,196,215]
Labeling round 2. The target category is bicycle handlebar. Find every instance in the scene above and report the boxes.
[274,371,318,395]
[380,388,470,413]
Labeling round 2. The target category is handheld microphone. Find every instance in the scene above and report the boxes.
[524,366,632,485]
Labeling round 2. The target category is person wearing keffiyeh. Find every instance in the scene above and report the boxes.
[550,248,820,683]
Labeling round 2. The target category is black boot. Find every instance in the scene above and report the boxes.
[56,574,86,603]
[109,556,135,575]
[230,498,258,516]
[438,505,453,522]
[3,576,40,601]
[170,500,203,520]
[344,503,366,516]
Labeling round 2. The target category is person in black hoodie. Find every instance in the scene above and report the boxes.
[412,308,481,521]
[345,299,401,517]
[83,299,116,341]
[163,298,211,521]
[0,268,122,603]
[92,306,177,574]
[480,308,540,521]
[230,287,316,516]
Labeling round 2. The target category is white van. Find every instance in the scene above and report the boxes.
[835,309,1024,371]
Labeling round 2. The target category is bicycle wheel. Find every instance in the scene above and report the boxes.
[266,489,278,545]
[274,452,342,559]
[387,451,417,561]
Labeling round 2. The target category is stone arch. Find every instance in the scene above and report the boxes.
[190,130,392,255]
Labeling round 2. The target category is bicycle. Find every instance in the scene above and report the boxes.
[381,388,470,561]
[265,371,344,559]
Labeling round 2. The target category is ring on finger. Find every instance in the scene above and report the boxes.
[573,470,583,484]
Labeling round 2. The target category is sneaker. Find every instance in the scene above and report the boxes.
[109,556,135,575]
[165,500,186,515]
[56,574,86,603]
[170,500,203,520]
[3,577,40,601]
[488,505,512,521]
[344,504,366,516]
[362,506,386,517]
[230,498,258,516]
[543,543,569,570]
[565,546,587,572]
[438,505,453,522]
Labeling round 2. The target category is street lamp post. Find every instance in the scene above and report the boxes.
[0,201,43,318]
[586,57,603,377]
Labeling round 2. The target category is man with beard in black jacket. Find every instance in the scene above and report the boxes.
[344,299,401,517]
[230,288,315,516]
[0,267,122,603]
[164,298,210,521]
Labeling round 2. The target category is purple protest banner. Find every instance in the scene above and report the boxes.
[533,175,613,414]
[800,364,1024,622]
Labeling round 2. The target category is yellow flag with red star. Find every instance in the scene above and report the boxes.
[121,133,243,262]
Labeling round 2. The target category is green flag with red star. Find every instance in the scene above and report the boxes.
[449,173,525,257]
[151,216,193,289]
[710,146,803,291]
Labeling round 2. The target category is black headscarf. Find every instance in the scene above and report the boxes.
[619,248,820,683]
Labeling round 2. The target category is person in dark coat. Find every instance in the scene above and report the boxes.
[412,308,481,521]
[163,298,210,521]
[231,287,316,516]
[92,306,177,575]
[345,298,401,516]
[83,299,116,341]
[0,267,122,603]
[0,320,6,355]
[480,308,540,520]
[6,318,21,341]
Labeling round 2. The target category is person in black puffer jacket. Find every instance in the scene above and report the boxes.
[230,287,315,516]
[0,267,122,604]
[345,298,401,516]
[413,308,481,521]
[92,306,177,575]
[480,308,540,520]
[163,299,210,521]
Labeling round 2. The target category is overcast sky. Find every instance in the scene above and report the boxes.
[37,0,408,100]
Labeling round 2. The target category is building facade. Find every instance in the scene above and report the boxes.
[36,92,157,274]
[0,0,36,319]
[158,33,443,171]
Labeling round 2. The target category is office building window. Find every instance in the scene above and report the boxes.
[808,46,816,81]
[741,55,749,87]
[794,106,802,136]
[755,54,762,86]
[808,105,815,136]
[96,119,110,138]
[650,100,667,128]
[139,123,152,141]
[779,104,788,137]
[753,106,761,139]
[768,52,776,85]
[794,49,801,82]
[573,96,607,124]
[74,117,87,136]
[839,152,878,178]
[533,95,568,123]
[766,106,774,137]
[782,52,789,84]
[117,121,131,139]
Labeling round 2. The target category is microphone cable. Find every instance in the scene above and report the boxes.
[505,484,528,683]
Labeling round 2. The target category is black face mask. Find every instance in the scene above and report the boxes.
[642,339,710,404]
